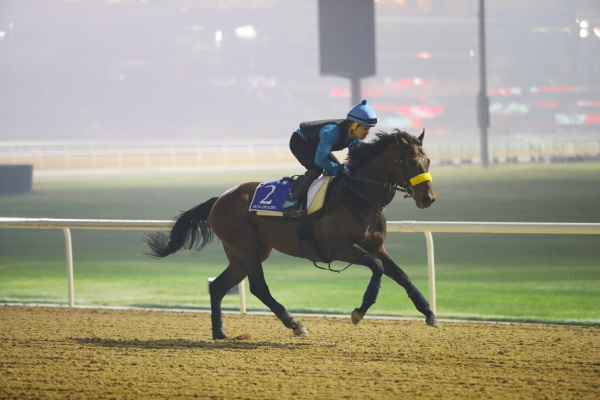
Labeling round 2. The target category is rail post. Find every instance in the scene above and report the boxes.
[424,231,436,314]
[62,228,75,307]
[238,281,246,314]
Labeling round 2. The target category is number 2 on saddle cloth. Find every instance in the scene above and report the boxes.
[249,176,333,216]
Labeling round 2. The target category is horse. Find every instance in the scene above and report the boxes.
[145,129,438,339]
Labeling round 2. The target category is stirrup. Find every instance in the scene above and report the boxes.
[283,205,307,218]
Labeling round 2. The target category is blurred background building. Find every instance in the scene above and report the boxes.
[0,0,598,141]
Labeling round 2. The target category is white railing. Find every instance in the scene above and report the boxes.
[387,221,600,315]
[0,140,294,171]
[1,217,599,315]
[1,136,599,171]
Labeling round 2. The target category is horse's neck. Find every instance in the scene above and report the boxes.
[347,151,395,211]
[355,146,397,186]
[355,162,388,184]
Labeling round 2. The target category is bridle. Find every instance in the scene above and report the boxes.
[344,141,432,213]
[397,157,433,198]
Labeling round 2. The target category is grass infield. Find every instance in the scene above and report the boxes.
[0,163,599,324]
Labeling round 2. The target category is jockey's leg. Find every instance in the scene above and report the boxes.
[287,169,321,201]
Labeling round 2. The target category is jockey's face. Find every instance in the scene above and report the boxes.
[351,123,370,140]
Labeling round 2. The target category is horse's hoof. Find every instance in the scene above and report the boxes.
[351,308,365,325]
[426,316,441,328]
[212,330,229,340]
[293,321,308,337]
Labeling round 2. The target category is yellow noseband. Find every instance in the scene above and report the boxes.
[409,172,432,186]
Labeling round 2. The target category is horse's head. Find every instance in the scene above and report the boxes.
[391,129,435,209]
[346,129,435,210]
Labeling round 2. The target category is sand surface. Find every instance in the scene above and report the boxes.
[0,306,598,399]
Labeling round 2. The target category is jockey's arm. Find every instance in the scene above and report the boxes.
[315,124,343,173]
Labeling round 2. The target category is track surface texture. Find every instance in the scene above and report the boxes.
[0,306,598,399]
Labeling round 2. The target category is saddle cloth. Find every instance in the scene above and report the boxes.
[249,176,334,217]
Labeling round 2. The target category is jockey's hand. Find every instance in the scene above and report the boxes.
[341,168,351,177]
[323,170,338,177]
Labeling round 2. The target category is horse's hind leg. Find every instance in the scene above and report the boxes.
[215,246,307,338]
[376,247,440,327]
[246,264,308,337]
[209,259,247,339]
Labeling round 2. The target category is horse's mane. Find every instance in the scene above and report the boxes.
[345,129,421,173]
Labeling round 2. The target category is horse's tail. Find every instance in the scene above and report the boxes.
[145,197,219,258]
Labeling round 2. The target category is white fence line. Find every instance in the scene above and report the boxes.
[1,218,599,315]
[1,137,599,170]
[387,221,600,314]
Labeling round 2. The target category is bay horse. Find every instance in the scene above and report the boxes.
[145,129,438,339]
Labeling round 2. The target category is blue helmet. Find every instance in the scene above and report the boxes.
[347,99,377,127]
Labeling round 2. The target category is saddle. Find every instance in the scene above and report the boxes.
[249,175,334,217]
[249,175,334,263]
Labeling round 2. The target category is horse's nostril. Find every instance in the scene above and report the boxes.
[419,195,435,208]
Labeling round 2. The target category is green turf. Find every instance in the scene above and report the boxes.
[0,163,599,324]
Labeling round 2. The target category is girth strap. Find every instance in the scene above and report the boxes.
[296,216,352,273]
[296,216,329,263]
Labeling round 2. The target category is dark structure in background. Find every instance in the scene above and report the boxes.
[0,0,598,141]
[0,165,33,194]
[318,0,376,106]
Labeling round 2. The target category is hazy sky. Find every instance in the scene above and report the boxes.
[0,0,598,141]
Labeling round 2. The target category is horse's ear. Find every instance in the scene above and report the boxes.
[418,129,425,143]
[396,131,408,145]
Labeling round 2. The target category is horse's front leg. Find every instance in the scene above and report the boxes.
[336,243,384,324]
[375,247,440,327]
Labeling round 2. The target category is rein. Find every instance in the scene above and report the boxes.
[346,174,411,197]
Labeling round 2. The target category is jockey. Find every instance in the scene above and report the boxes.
[284,99,377,216]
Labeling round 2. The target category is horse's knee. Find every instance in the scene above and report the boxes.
[368,258,384,277]
[374,259,384,276]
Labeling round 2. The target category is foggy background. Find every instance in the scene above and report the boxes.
[0,0,599,142]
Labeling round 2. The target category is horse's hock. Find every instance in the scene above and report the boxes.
[1,306,598,400]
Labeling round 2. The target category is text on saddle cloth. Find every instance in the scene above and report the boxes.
[249,176,334,216]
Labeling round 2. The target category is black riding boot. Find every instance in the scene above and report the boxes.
[284,170,320,217]
[287,169,321,202]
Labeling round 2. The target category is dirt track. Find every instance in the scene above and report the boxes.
[0,306,598,399]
